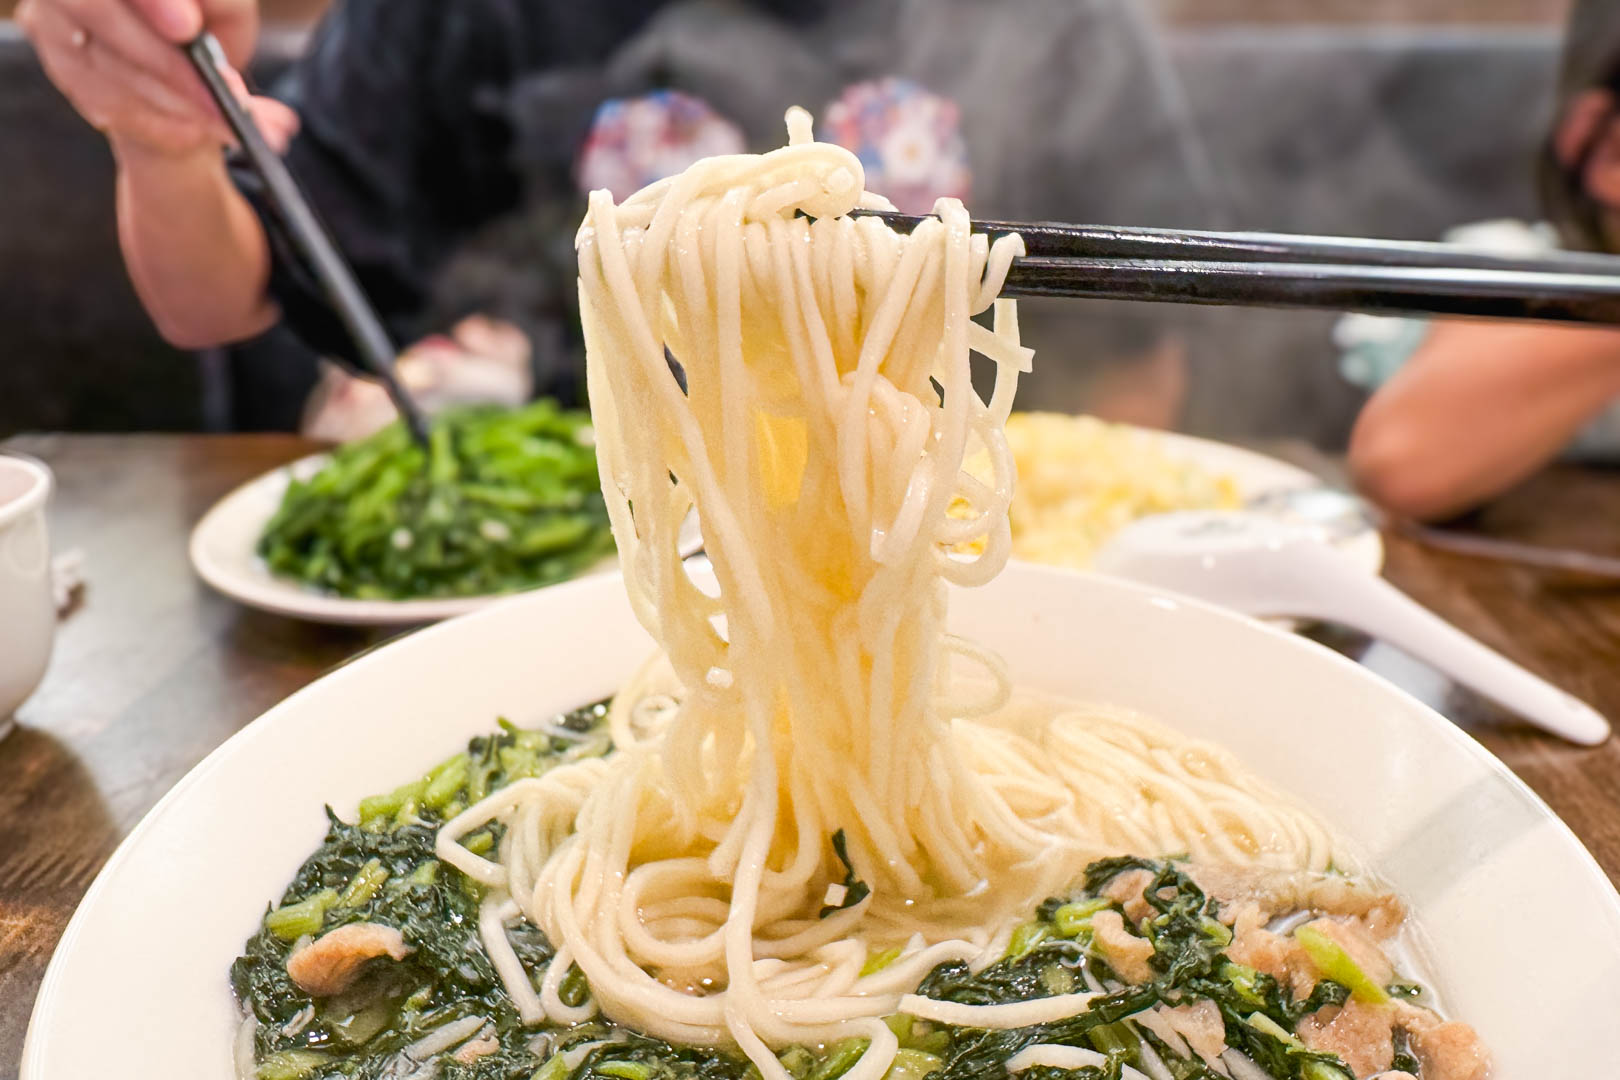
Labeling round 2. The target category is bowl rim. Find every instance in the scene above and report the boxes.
[21,564,1620,1077]
[0,451,52,530]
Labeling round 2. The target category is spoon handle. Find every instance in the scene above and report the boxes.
[1094,510,1608,746]
[1300,555,1610,746]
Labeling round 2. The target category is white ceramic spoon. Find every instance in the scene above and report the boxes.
[1094,510,1610,746]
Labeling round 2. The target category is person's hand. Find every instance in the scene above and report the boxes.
[302,318,536,443]
[17,0,298,159]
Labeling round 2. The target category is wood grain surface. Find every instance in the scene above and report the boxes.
[0,434,395,1075]
[3,433,1619,1077]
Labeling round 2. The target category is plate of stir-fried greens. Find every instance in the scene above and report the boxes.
[190,400,679,624]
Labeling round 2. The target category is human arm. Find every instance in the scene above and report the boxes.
[19,0,299,346]
[114,139,285,346]
[19,0,544,356]
[1348,320,1620,520]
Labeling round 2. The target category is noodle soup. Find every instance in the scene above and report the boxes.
[230,111,1487,1080]
[232,701,1485,1080]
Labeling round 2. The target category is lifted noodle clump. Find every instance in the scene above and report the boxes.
[435,108,1332,1080]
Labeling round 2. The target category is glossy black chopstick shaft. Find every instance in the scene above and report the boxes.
[859,209,1620,277]
[183,35,431,446]
[1001,257,1620,325]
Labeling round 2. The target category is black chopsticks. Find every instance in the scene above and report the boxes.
[175,45,1620,348]
[183,34,432,447]
[859,210,1620,326]
[1003,257,1620,324]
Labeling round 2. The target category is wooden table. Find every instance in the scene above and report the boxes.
[0,434,394,1075]
[3,434,1619,1075]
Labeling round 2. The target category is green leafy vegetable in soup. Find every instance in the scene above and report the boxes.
[234,709,1481,1080]
[234,704,591,1074]
[258,400,613,600]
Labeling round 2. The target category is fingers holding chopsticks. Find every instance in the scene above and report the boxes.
[20,0,220,151]
[17,0,287,157]
[127,0,258,68]
[244,92,300,155]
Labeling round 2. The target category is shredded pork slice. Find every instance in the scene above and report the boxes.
[1130,1007,1191,1058]
[1102,869,1157,925]
[1412,1023,1491,1080]
[1224,903,1316,999]
[1161,999,1227,1066]
[1192,866,1406,938]
[1298,1000,1395,1079]
[1090,909,1155,985]
[1393,1003,1491,1080]
[285,922,412,996]
[453,1029,502,1064]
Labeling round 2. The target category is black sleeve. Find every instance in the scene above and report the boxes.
[233,0,671,367]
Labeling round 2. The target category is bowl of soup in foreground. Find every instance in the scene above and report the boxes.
[23,563,1620,1079]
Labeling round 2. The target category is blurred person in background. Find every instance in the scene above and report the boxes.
[1345,0,1620,522]
[19,0,1204,438]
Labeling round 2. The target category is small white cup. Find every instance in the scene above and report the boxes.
[0,453,55,735]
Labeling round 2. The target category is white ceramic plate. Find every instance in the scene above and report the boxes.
[1133,430,1382,575]
[192,431,1374,626]
[23,564,1620,1079]
[189,452,697,626]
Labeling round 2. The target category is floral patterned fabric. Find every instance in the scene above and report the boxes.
[819,77,972,214]
[575,79,972,217]
[577,90,748,202]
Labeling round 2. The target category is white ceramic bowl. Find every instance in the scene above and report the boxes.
[23,564,1620,1078]
[0,453,55,728]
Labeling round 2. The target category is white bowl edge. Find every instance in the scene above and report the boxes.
[23,564,1620,1079]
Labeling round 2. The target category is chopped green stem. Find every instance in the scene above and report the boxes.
[424,753,470,810]
[532,1053,572,1080]
[806,1038,869,1080]
[255,1049,330,1079]
[1052,898,1111,937]
[264,888,339,942]
[596,1061,656,1080]
[337,858,388,909]
[1294,925,1388,1004]
[863,946,903,976]
[359,778,427,826]
[1006,920,1052,960]
[1087,1021,1138,1061]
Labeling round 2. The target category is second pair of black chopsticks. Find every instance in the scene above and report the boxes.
[182,34,432,446]
[859,210,1620,326]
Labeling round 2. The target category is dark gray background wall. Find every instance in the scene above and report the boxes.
[0,17,1566,443]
